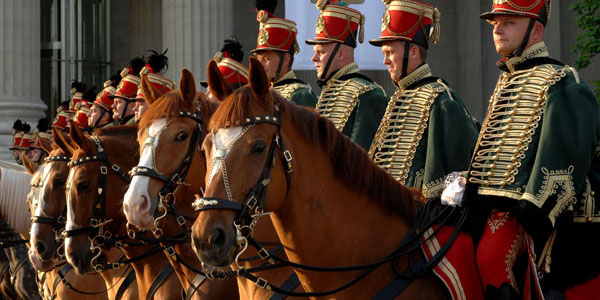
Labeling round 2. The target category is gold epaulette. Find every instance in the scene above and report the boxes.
[273,83,306,101]
[316,79,376,131]
[368,82,440,184]
[469,64,569,187]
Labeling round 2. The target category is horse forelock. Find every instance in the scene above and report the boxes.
[210,89,421,222]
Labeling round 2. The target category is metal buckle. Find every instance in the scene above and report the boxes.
[258,247,270,260]
[90,219,98,226]
[57,216,66,224]
[112,262,121,269]
[247,196,258,209]
[100,165,108,174]
[255,277,270,290]
[176,216,186,226]
[111,164,120,172]
[115,241,123,248]
[166,246,176,257]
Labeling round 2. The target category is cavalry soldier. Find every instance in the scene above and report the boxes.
[442,0,600,298]
[134,50,176,122]
[10,120,30,165]
[28,118,52,164]
[368,0,479,197]
[89,74,120,130]
[112,57,145,125]
[69,80,87,110]
[306,0,388,150]
[202,38,250,100]
[251,0,317,108]
[52,108,71,133]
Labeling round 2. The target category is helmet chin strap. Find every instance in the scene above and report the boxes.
[400,42,411,80]
[510,18,536,58]
[317,43,342,88]
[92,108,107,128]
[272,51,286,82]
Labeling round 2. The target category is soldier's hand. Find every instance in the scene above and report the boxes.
[441,172,466,207]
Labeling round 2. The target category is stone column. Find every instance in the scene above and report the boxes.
[162,0,234,86]
[456,0,484,120]
[0,0,47,161]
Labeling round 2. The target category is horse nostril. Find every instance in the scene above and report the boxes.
[210,227,226,247]
[35,241,47,256]
[139,194,150,212]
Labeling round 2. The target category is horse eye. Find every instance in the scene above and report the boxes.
[251,141,267,154]
[77,181,90,193]
[176,132,189,141]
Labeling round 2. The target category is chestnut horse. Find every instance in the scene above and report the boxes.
[123,69,238,299]
[23,137,135,300]
[191,58,450,299]
[124,66,302,300]
[61,123,180,300]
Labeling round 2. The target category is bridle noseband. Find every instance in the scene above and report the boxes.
[192,103,293,265]
[129,109,205,237]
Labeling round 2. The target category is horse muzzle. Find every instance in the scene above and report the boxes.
[191,221,237,267]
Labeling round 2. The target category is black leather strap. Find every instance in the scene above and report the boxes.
[269,272,300,300]
[146,263,174,300]
[184,273,207,300]
[371,259,425,300]
[115,266,137,300]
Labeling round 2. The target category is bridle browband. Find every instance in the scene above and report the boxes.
[129,108,205,238]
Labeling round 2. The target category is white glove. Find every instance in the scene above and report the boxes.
[441,172,466,207]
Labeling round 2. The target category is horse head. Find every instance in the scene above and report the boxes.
[191,58,293,267]
[25,130,72,271]
[123,68,217,239]
[64,121,138,274]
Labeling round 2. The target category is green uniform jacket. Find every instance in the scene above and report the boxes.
[273,71,317,109]
[369,64,479,197]
[317,62,388,150]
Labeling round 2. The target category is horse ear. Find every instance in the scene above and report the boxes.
[68,120,88,151]
[21,153,38,175]
[36,133,53,154]
[248,57,269,99]
[179,69,197,108]
[53,129,74,156]
[141,73,162,105]
[207,60,232,102]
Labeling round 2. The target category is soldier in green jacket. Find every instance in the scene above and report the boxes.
[368,0,479,198]
[251,0,317,109]
[306,0,388,151]
[442,0,600,298]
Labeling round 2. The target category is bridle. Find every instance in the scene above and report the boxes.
[29,155,71,259]
[128,107,205,238]
[63,135,131,272]
[193,102,293,267]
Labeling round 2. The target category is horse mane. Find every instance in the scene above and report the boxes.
[95,124,138,137]
[0,167,32,237]
[139,91,219,130]
[209,87,422,223]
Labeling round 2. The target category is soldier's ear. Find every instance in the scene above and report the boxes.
[248,57,269,101]
[207,60,232,102]
[179,69,197,109]
[22,153,38,175]
[53,129,74,157]
[68,120,90,152]
[141,73,162,105]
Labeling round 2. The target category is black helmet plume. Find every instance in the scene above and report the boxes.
[147,49,169,73]
[83,86,97,101]
[71,80,87,93]
[129,57,146,75]
[12,120,24,131]
[221,37,244,63]
[36,118,50,133]
[109,73,122,88]
[21,121,31,133]
[255,0,277,14]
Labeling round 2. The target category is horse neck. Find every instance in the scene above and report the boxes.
[272,125,412,268]
[119,242,174,299]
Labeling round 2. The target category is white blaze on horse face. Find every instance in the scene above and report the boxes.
[123,118,167,227]
[30,163,52,239]
[64,166,77,251]
[208,126,243,186]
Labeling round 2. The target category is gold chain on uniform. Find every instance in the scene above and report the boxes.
[369,84,439,185]
[468,64,567,187]
[316,79,375,131]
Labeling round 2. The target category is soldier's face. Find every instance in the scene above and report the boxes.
[488,15,530,56]
[112,97,126,120]
[255,50,280,81]
[28,148,44,163]
[312,43,337,78]
[12,149,21,163]
[133,99,149,123]
[381,41,406,82]
[88,105,101,126]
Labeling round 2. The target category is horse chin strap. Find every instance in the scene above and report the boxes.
[129,109,206,239]
[193,103,293,266]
